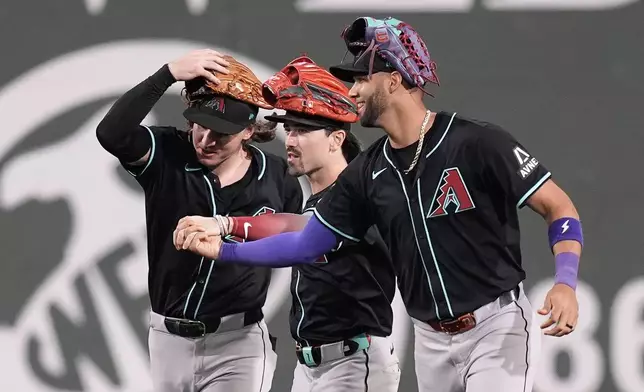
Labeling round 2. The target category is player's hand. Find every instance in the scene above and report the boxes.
[538,283,579,337]
[167,49,231,84]
[181,230,223,259]
[173,215,229,249]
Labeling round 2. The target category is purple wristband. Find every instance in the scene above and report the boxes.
[554,252,579,290]
[548,217,583,251]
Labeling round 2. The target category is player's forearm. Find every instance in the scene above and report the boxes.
[547,201,583,290]
[218,216,336,267]
[96,64,176,162]
[228,213,310,241]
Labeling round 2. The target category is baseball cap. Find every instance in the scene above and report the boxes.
[183,94,259,135]
[265,110,351,132]
[329,51,397,83]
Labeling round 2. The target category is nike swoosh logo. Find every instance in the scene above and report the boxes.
[243,222,252,239]
[185,163,201,172]
[372,168,387,180]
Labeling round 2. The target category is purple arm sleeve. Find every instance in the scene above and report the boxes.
[218,215,338,267]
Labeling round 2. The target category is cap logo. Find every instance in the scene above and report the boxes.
[249,113,255,120]
[203,97,226,113]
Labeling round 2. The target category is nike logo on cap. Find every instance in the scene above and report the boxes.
[372,168,387,180]
[243,222,252,239]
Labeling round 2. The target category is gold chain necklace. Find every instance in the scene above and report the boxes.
[403,110,432,174]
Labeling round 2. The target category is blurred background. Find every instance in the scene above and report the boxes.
[1,1,643,391]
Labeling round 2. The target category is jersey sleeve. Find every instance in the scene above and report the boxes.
[119,125,172,190]
[314,155,373,242]
[476,124,552,208]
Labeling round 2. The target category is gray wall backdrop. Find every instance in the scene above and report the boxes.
[1,1,642,391]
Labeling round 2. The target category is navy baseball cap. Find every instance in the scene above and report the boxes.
[329,51,397,83]
[183,94,259,135]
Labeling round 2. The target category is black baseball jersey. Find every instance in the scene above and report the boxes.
[290,186,396,346]
[124,127,303,320]
[315,111,550,322]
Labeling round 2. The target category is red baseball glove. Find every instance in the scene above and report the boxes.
[262,55,358,124]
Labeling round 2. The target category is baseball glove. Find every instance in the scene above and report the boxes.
[185,55,273,110]
[262,55,358,124]
[341,17,439,90]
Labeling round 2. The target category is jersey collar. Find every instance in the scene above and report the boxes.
[382,111,457,171]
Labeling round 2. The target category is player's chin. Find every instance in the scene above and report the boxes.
[287,165,305,177]
[359,117,378,128]
[197,154,224,168]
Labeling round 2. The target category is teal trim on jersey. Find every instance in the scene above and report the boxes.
[183,256,204,317]
[517,172,552,208]
[393,170,442,319]
[313,209,360,242]
[202,175,218,216]
[383,145,441,319]
[183,176,218,318]
[248,144,267,180]
[193,260,215,318]
[425,112,457,158]
[295,270,310,346]
[417,178,455,318]
[192,175,218,317]
[139,125,156,176]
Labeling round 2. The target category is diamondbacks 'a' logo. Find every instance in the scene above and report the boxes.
[427,168,475,218]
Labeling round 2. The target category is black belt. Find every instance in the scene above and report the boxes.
[163,308,263,338]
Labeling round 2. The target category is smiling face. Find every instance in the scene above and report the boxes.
[190,122,252,169]
[348,72,391,128]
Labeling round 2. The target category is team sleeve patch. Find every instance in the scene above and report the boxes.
[513,146,541,180]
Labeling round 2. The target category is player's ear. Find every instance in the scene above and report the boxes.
[388,71,404,94]
[329,129,346,153]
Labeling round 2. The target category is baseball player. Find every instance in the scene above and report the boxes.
[174,56,401,392]
[173,18,583,392]
[95,49,303,392]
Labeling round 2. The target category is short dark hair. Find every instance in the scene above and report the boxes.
[324,128,363,163]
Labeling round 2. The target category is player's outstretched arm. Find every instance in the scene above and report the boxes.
[176,215,337,267]
[174,213,309,244]
[526,179,582,337]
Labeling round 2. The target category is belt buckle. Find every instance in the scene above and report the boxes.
[300,346,318,368]
[344,334,371,356]
[438,313,476,335]
[194,320,207,337]
[165,317,207,337]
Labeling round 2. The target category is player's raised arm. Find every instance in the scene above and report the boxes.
[96,49,230,166]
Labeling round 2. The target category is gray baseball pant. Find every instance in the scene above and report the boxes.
[148,311,276,392]
[290,335,401,392]
[412,284,541,392]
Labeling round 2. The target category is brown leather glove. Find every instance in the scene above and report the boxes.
[186,55,273,110]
